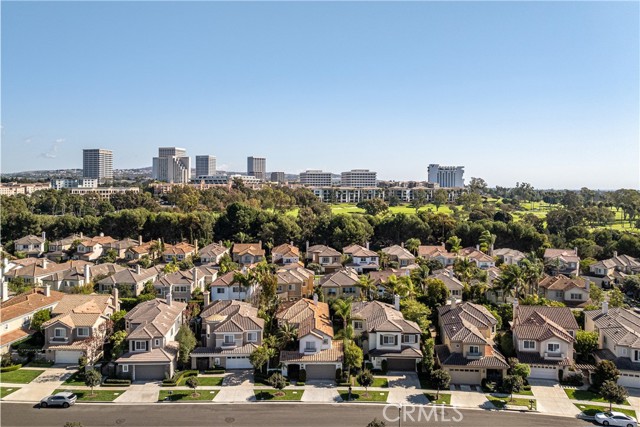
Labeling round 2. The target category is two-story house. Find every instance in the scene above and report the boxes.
[190,300,264,370]
[430,271,464,302]
[153,267,205,302]
[199,243,230,265]
[74,234,117,261]
[435,300,508,384]
[103,238,140,259]
[418,244,457,267]
[343,244,379,273]
[163,242,197,263]
[381,245,416,268]
[97,265,163,296]
[351,297,422,371]
[209,271,256,302]
[46,234,83,262]
[124,239,160,262]
[42,290,119,364]
[584,252,640,288]
[275,264,315,301]
[271,243,301,265]
[14,233,46,257]
[544,248,580,277]
[511,303,579,380]
[538,275,591,307]
[459,247,496,270]
[115,295,186,381]
[493,248,526,266]
[305,244,342,273]
[231,243,265,266]
[585,303,640,388]
[278,297,343,381]
[318,268,360,300]
[368,269,410,297]
[41,262,124,293]
[3,259,79,286]
[0,286,64,354]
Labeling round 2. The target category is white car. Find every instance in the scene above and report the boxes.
[595,411,638,427]
[40,391,77,408]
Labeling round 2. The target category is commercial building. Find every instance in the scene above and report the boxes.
[271,172,285,183]
[247,156,267,181]
[152,147,191,183]
[427,164,465,188]
[341,169,377,188]
[83,149,113,182]
[51,179,98,190]
[299,170,333,187]
[195,155,216,178]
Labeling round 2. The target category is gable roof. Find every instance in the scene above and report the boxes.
[125,298,186,339]
[199,243,229,259]
[538,274,588,292]
[276,298,334,339]
[232,243,265,257]
[543,248,580,263]
[430,272,464,290]
[512,305,578,343]
[163,242,196,256]
[210,271,236,287]
[272,243,300,257]
[437,302,497,344]
[343,244,378,258]
[381,245,415,260]
[42,294,115,328]
[458,247,494,263]
[318,268,359,288]
[201,300,264,332]
[97,266,162,286]
[585,308,640,349]
[0,288,65,321]
[15,235,45,245]
[418,245,456,259]
[307,245,341,257]
[351,300,421,334]
[493,248,526,260]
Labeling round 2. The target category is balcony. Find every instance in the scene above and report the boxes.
[465,352,482,360]
[544,352,565,360]
[49,337,69,344]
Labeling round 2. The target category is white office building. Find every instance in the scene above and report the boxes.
[341,169,377,188]
[427,164,465,188]
[299,170,333,187]
[196,155,217,178]
[152,147,191,183]
[52,179,98,190]
[83,149,113,182]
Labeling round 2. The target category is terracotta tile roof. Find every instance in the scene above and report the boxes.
[276,299,334,339]
[418,245,452,258]
[319,268,359,288]
[368,346,423,359]
[351,300,421,334]
[538,275,588,292]
[0,329,31,347]
[430,272,464,290]
[585,308,640,348]
[343,245,378,258]
[458,247,494,263]
[116,346,178,363]
[127,240,159,255]
[125,298,186,339]
[43,294,115,328]
[97,266,162,286]
[15,235,45,245]
[280,340,343,363]
[368,269,406,286]
[307,245,341,257]
[5,259,89,280]
[210,271,236,287]
[232,243,265,257]
[435,344,508,368]
[199,243,229,259]
[594,348,640,372]
[437,302,498,344]
[0,288,65,321]
[516,351,572,366]
[79,236,117,247]
[201,300,264,332]
[381,245,415,260]
[191,343,259,356]
[493,248,526,260]
[272,244,300,256]
[276,266,313,285]
[543,248,580,263]
[512,305,577,343]
[163,242,196,256]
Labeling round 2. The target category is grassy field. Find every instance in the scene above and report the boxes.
[574,403,637,418]
[564,389,630,406]
[339,390,388,402]
[0,387,20,398]
[488,395,536,410]
[53,389,123,402]
[0,369,44,384]
[254,389,304,401]
[371,377,389,388]
[424,393,451,405]
[158,390,218,402]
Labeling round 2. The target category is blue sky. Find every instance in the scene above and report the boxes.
[2,1,638,189]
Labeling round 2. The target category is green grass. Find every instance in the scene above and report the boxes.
[371,377,389,388]
[186,376,224,387]
[488,396,536,410]
[254,389,304,401]
[425,393,451,405]
[158,390,218,402]
[62,371,87,386]
[339,390,388,402]
[0,369,44,384]
[53,389,122,402]
[564,389,630,406]
[0,387,20,398]
[574,403,637,418]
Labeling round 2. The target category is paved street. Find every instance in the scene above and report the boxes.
[0,402,589,427]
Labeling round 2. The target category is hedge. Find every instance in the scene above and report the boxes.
[203,369,225,375]
[103,378,131,387]
[0,364,22,372]
[162,370,198,387]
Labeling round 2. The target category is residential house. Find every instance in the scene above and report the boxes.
[494,248,526,266]
[46,234,83,262]
[351,297,422,371]
[42,291,119,364]
[538,275,591,307]
[163,242,197,263]
[41,263,124,293]
[435,300,508,384]
[97,265,163,296]
[275,264,315,301]
[153,267,205,302]
[190,300,264,370]
[0,286,64,354]
[430,271,464,302]
[14,233,46,257]
[125,240,161,262]
[305,244,342,273]
[103,238,140,259]
[318,268,360,300]
[585,303,640,388]
[343,244,379,273]
[3,259,80,286]
[368,269,410,297]
[543,248,580,277]
[209,271,256,302]
[511,303,579,380]
[271,243,301,265]
[584,252,640,288]
[115,295,186,381]
[75,235,117,261]
[418,244,457,267]
[381,245,416,268]
[458,247,495,270]
[278,297,343,380]
[231,243,265,266]
[199,243,230,265]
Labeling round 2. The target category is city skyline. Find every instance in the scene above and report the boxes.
[1,1,638,189]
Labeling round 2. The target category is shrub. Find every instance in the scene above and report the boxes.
[561,373,584,387]
[298,369,307,383]
[335,368,343,383]
[203,368,225,375]
[365,362,374,371]
[0,364,22,373]
[161,370,197,386]
[268,372,287,391]
[104,378,132,385]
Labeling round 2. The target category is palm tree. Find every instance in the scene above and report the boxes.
[277,323,298,350]
[454,258,475,285]
[378,251,390,269]
[446,236,462,254]
[521,255,543,295]
[404,238,421,255]
[382,274,401,297]
[497,264,527,301]
[357,275,377,301]
[232,271,254,301]
[332,298,353,338]
[398,276,415,299]
[478,231,496,254]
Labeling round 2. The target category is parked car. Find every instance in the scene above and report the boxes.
[595,411,637,427]
[40,391,77,408]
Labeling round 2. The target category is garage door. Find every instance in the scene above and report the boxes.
[618,373,640,389]
[305,364,336,380]
[226,356,252,370]
[529,366,558,380]
[55,350,83,364]
[134,364,167,381]
[448,369,481,385]
[387,358,417,371]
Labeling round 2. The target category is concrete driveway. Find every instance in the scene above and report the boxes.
[301,387,341,403]
[530,379,579,417]
[222,370,253,386]
[2,366,76,403]
[214,387,255,402]
[114,384,160,403]
[386,372,420,389]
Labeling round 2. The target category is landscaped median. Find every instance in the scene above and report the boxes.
[0,368,45,384]
[158,390,219,402]
[424,393,451,405]
[254,389,304,401]
[53,389,123,402]
[338,390,388,402]
[487,395,537,411]
[574,403,637,419]
[0,387,20,398]
[564,388,631,406]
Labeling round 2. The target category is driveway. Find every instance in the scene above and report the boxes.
[530,380,579,417]
[214,387,255,402]
[386,372,421,389]
[450,390,492,409]
[301,387,341,403]
[1,366,76,403]
[114,384,160,403]
[222,370,253,387]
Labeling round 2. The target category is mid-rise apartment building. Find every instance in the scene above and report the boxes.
[83,149,113,182]
[341,169,377,188]
[427,164,465,188]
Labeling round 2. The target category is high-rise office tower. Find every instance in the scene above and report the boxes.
[247,156,266,181]
[83,149,113,183]
[152,147,191,183]
[195,155,217,178]
[427,164,465,187]
[270,172,285,183]
[341,169,377,188]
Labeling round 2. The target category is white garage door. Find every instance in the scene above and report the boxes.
[529,366,557,380]
[618,373,640,389]
[55,350,83,364]
[226,356,252,369]
[448,369,481,385]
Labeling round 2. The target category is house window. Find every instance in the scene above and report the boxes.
[288,284,295,291]
[402,335,415,344]
[451,290,460,296]
[54,328,66,337]
[555,291,563,298]
[634,350,640,362]
[547,343,560,353]
[232,287,240,293]
[224,335,235,345]
[523,341,536,349]
[77,327,90,337]
[216,288,225,294]
[122,365,128,373]
[323,338,329,345]
[381,335,396,345]
[321,257,329,264]
[570,293,581,300]
[305,341,316,351]
[277,286,283,292]
[469,346,480,354]
[247,332,257,342]
[353,321,363,330]
[154,339,159,346]
[135,341,146,351]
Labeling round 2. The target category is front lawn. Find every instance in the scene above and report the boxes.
[254,389,304,401]
[565,389,630,406]
[424,393,451,405]
[574,403,637,418]
[53,389,122,402]
[488,396,536,410]
[158,390,218,402]
[339,390,388,402]
[62,371,87,386]
[371,377,389,388]
[179,376,224,387]
[0,369,44,384]
[0,387,20,398]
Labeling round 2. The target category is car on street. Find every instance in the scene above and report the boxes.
[595,411,637,427]
[40,391,77,408]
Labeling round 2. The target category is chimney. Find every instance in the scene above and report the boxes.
[42,231,46,241]
[512,298,519,320]
[602,300,608,315]
[80,232,83,239]
[401,242,404,248]
[613,251,618,258]
[2,281,9,302]
[138,235,143,245]
[366,241,370,250]
[44,284,51,297]
[258,240,262,249]
[476,244,480,251]
[100,232,104,237]
[573,246,578,255]
[166,289,173,306]
[585,279,590,293]
[313,293,318,306]
[84,264,91,283]
[203,290,210,306]
[192,267,200,290]
[394,294,400,312]
[306,241,310,252]
[194,239,198,254]
[42,259,49,269]
[450,295,457,309]
[489,244,494,256]
[136,264,141,275]
[290,241,294,246]
[112,287,119,311]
